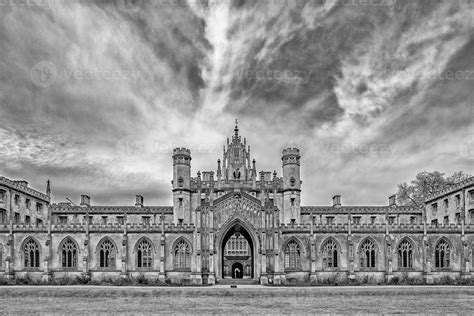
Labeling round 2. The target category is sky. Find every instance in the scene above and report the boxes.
[0,0,473,206]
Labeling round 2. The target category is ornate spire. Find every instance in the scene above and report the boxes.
[234,118,239,137]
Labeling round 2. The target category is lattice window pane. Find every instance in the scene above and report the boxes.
[99,239,116,269]
[23,238,40,268]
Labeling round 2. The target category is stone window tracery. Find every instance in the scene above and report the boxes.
[61,238,78,269]
[137,239,153,269]
[99,239,116,269]
[174,239,191,270]
[435,239,450,268]
[23,238,40,268]
[284,239,300,270]
[322,239,338,268]
[398,239,413,268]
[360,239,376,269]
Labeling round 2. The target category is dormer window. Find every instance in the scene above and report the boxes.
[0,189,5,201]
[178,177,184,188]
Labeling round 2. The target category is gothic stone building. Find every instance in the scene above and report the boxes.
[0,124,473,285]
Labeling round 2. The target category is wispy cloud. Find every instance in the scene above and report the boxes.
[0,0,472,206]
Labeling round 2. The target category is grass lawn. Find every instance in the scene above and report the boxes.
[0,285,472,314]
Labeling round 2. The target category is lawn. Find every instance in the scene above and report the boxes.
[0,285,472,314]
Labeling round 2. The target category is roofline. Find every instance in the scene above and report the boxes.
[424,177,474,203]
[0,176,50,202]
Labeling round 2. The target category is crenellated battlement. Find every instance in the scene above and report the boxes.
[282,148,300,157]
[425,176,474,202]
[0,176,50,202]
[173,148,191,157]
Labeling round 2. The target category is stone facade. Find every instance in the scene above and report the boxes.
[0,123,473,285]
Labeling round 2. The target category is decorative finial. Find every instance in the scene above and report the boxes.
[234,118,239,136]
[46,179,51,197]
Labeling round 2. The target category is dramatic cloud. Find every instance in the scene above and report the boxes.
[0,0,473,206]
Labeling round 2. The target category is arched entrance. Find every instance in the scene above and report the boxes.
[232,262,243,279]
[220,222,256,279]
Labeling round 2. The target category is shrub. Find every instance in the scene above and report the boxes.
[407,277,424,285]
[76,273,91,285]
[389,276,399,285]
[136,273,148,285]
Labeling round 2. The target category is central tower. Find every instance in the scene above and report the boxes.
[222,120,253,182]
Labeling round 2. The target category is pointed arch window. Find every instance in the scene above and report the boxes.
[174,239,191,270]
[284,239,301,270]
[398,239,413,268]
[137,239,153,269]
[61,238,78,269]
[99,239,116,269]
[322,239,338,268]
[360,239,376,269]
[435,239,450,268]
[24,238,40,268]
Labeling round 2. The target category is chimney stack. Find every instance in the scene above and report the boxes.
[135,195,144,207]
[332,195,341,208]
[389,195,397,207]
[80,195,90,207]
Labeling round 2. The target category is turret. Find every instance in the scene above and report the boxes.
[172,148,191,189]
[281,148,301,224]
[172,148,192,224]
